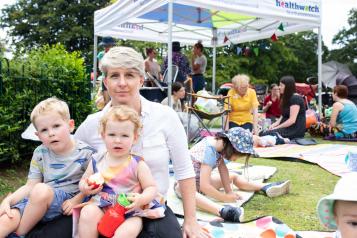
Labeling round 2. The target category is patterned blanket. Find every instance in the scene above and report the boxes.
[167,162,277,221]
[177,216,335,238]
[255,143,356,176]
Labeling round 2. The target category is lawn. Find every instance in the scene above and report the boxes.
[0,138,354,232]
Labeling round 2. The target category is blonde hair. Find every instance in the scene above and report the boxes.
[30,97,70,128]
[232,74,250,88]
[100,46,145,76]
[100,106,142,136]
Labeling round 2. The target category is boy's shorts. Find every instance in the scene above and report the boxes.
[11,188,74,222]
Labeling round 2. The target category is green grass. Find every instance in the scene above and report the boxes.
[244,157,338,231]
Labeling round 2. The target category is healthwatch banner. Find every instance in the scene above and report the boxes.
[261,0,320,21]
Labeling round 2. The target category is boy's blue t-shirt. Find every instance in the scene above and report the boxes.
[28,140,96,194]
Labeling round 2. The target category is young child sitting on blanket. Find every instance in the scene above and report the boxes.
[317,172,357,238]
[0,97,96,237]
[76,106,165,238]
[175,127,291,222]
[253,132,290,147]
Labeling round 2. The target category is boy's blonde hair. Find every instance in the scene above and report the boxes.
[100,106,142,135]
[31,97,70,128]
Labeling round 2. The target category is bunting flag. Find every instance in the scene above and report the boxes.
[253,47,259,56]
[236,46,242,55]
[278,23,285,31]
[271,33,278,42]
[243,47,250,56]
[223,35,229,43]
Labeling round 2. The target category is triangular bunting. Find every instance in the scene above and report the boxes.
[271,33,278,42]
[278,23,285,31]
[253,47,259,56]
[236,47,242,55]
[223,35,229,43]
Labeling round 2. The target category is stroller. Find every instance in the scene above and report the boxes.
[322,61,357,104]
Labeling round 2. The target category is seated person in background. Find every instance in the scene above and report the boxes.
[161,82,186,112]
[260,76,306,139]
[329,85,357,138]
[225,74,259,135]
[253,132,290,147]
[317,172,357,238]
[0,98,95,237]
[144,48,162,84]
[263,84,281,122]
[174,127,290,222]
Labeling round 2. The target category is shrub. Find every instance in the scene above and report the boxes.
[0,44,93,162]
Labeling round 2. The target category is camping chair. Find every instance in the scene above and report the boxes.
[186,92,231,143]
[162,64,179,84]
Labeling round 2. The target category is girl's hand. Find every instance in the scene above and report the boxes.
[125,193,144,213]
[224,192,241,202]
[0,197,13,218]
[81,179,103,196]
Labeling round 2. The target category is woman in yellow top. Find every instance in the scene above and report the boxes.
[225,74,259,134]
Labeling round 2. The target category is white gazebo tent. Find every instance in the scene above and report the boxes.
[94,0,323,113]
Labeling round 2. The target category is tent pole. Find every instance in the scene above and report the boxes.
[212,28,217,94]
[317,27,322,116]
[93,35,98,91]
[167,0,173,107]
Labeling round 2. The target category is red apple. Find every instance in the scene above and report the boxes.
[87,173,104,189]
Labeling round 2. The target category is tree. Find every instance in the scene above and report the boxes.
[1,0,110,62]
[329,8,357,75]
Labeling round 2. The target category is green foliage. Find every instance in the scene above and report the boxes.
[329,8,357,75]
[0,44,92,162]
[0,0,111,62]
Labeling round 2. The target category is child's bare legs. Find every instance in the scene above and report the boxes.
[210,173,264,192]
[195,192,222,216]
[78,204,104,238]
[16,183,54,235]
[0,209,21,237]
[113,216,142,238]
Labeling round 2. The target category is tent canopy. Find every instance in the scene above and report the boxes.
[94,0,321,47]
[93,0,323,113]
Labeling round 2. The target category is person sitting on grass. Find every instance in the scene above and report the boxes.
[175,127,291,222]
[0,97,96,237]
[317,172,357,238]
[161,81,186,112]
[76,106,165,238]
[328,85,357,139]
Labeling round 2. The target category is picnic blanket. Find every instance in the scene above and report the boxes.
[255,143,357,176]
[167,162,277,221]
[177,216,335,238]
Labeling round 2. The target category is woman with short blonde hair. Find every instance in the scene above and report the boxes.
[225,74,259,134]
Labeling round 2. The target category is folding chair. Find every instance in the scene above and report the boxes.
[162,64,179,84]
[186,92,231,143]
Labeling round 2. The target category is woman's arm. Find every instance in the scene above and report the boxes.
[329,102,343,128]
[273,105,299,129]
[262,101,272,113]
